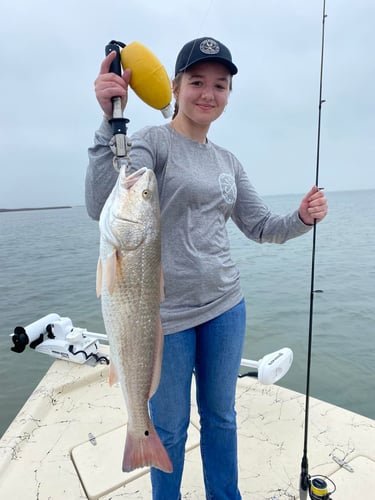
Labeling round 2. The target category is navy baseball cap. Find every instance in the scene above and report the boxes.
[175,37,238,76]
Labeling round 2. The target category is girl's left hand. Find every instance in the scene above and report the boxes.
[298,186,328,225]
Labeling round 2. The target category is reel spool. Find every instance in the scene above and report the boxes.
[309,476,335,499]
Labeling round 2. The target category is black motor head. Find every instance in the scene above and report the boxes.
[11,326,29,353]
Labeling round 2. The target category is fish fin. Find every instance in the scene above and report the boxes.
[105,250,118,294]
[122,423,173,473]
[96,257,102,298]
[109,361,119,386]
[149,315,163,399]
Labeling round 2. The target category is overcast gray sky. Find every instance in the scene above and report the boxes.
[1,0,374,208]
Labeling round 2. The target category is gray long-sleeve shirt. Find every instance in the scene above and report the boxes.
[86,120,311,334]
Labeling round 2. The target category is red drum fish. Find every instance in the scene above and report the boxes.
[96,166,172,473]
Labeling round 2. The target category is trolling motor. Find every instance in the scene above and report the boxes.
[11,315,294,386]
[105,40,172,172]
[10,314,109,365]
[240,347,293,385]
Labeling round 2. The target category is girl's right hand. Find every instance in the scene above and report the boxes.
[94,51,131,119]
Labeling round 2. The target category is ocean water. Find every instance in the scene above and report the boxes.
[0,190,374,438]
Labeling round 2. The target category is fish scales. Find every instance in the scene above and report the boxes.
[97,167,172,473]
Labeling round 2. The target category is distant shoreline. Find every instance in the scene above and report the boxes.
[0,206,72,213]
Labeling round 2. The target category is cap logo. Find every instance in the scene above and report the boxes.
[199,39,220,55]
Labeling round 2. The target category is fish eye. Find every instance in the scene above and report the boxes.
[142,189,151,199]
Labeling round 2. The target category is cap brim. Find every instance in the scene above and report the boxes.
[178,56,238,75]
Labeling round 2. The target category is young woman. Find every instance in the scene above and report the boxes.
[86,37,328,500]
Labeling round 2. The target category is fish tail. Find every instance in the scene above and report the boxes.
[122,424,173,473]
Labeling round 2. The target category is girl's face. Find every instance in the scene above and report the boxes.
[173,61,231,128]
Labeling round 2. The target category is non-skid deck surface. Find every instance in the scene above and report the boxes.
[1,352,374,499]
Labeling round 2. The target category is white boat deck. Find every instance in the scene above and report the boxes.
[0,347,374,499]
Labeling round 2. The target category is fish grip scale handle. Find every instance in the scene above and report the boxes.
[105,40,131,171]
[105,40,125,77]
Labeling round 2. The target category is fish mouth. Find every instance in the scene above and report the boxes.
[123,167,148,189]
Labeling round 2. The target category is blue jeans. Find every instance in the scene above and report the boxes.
[149,299,246,500]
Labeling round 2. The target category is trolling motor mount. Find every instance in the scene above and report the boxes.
[10,314,109,365]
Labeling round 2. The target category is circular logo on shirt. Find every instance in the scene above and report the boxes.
[200,39,220,55]
[219,173,237,204]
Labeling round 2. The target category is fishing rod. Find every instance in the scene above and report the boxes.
[299,1,335,499]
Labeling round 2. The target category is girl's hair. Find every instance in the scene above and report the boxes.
[171,71,233,120]
[172,73,183,119]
